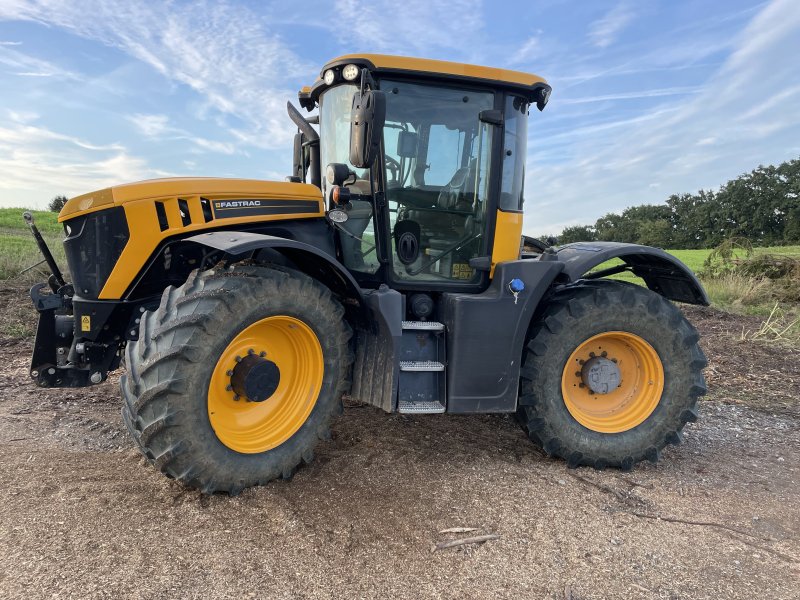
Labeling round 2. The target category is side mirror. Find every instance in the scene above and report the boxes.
[349,90,386,168]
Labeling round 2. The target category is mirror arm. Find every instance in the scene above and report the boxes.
[287,102,321,188]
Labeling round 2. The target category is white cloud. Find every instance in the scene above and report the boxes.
[126,113,236,155]
[127,113,169,137]
[333,0,484,57]
[0,43,82,80]
[0,119,163,204]
[561,86,702,104]
[588,2,637,48]
[0,0,311,148]
[510,33,545,66]
[525,0,800,235]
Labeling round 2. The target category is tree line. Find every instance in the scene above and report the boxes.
[549,157,800,249]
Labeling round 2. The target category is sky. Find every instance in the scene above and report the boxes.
[0,0,798,234]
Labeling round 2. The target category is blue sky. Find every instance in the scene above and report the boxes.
[0,0,798,234]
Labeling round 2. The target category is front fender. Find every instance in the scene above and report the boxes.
[555,242,709,305]
[185,231,365,308]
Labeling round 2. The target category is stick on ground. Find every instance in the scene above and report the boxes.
[432,534,500,552]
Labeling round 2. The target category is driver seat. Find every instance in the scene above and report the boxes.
[407,159,479,244]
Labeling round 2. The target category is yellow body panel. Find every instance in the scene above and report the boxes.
[60,177,321,221]
[58,178,324,299]
[323,54,548,89]
[489,210,523,276]
[208,315,324,454]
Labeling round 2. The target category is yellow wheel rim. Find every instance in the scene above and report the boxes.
[561,331,664,433]
[208,316,324,454]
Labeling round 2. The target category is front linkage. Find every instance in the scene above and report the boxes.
[24,212,125,388]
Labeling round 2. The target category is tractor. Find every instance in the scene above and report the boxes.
[25,54,707,494]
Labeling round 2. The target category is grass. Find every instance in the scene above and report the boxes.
[0,208,64,283]
[0,233,65,282]
[0,207,61,234]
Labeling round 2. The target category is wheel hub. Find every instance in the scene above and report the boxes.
[581,356,621,395]
[230,353,281,402]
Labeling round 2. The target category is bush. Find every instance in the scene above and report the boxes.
[48,195,68,212]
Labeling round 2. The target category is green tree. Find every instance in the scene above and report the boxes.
[559,225,596,244]
[48,195,68,212]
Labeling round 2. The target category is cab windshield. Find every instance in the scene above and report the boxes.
[319,84,380,274]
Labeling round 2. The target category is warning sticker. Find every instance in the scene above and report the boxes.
[451,263,474,280]
[81,315,91,332]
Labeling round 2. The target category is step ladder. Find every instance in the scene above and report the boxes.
[398,321,446,413]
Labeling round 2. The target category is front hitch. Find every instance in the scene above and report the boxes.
[23,211,66,292]
[23,211,118,387]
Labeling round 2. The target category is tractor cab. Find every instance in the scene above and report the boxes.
[293,54,551,291]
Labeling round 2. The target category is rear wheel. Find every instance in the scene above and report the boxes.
[517,280,707,470]
[121,265,352,494]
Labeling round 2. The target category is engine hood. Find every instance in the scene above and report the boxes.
[59,177,322,222]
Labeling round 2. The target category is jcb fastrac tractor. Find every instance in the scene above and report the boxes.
[26,55,707,494]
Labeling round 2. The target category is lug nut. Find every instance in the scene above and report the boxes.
[259,351,266,357]
[235,356,242,363]
[226,384,232,391]
[226,370,233,376]
[248,349,255,355]
[601,351,607,357]
[233,394,240,401]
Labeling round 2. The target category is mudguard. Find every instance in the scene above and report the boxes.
[185,231,365,308]
[555,242,709,305]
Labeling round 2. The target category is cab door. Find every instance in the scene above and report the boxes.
[380,79,499,290]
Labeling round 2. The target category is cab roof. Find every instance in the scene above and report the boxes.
[304,54,550,107]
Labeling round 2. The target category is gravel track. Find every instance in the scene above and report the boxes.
[0,290,798,599]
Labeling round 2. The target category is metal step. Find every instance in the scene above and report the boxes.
[398,400,446,414]
[402,320,445,331]
[399,360,445,372]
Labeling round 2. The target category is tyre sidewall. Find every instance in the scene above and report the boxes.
[523,282,700,463]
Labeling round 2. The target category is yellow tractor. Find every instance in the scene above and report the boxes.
[25,54,707,494]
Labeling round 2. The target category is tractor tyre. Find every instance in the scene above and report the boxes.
[120,265,352,494]
[517,280,706,470]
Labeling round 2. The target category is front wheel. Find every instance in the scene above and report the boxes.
[517,280,707,470]
[121,265,352,494]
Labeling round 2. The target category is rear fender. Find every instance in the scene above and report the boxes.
[555,242,709,305]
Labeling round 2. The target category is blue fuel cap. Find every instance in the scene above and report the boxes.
[509,278,525,294]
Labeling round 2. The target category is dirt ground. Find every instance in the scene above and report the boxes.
[0,286,798,599]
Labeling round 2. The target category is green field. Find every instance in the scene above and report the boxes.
[0,207,61,234]
[0,208,64,281]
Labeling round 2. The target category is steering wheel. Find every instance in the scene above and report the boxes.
[385,155,401,186]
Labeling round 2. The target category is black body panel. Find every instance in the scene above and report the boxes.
[185,230,365,308]
[441,260,564,413]
[63,206,129,298]
[126,219,337,300]
[555,242,709,305]
[350,286,403,412]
